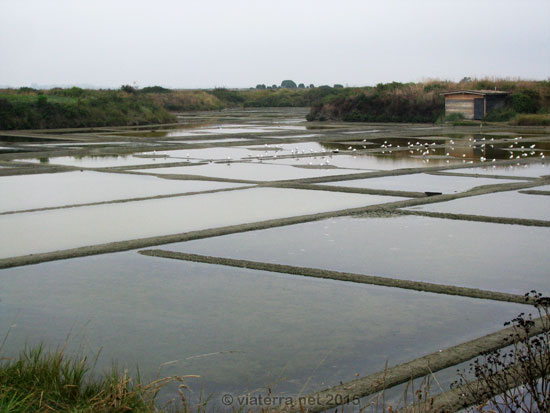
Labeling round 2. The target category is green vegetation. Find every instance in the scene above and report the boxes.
[140,86,171,94]
[146,89,224,111]
[307,78,550,124]
[2,79,549,129]
[0,85,349,130]
[512,114,550,126]
[0,87,176,130]
[0,344,189,412]
[280,80,297,89]
[483,107,517,122]
[440,113,465,122]
[143,87,351,110]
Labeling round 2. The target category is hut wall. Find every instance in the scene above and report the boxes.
[445,94,477,119]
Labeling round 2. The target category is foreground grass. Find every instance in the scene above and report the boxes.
[0,344,190,412]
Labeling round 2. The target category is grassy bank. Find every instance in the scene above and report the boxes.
[0,86,344,130]
[512,113,550,126]
[0,88,176,130]
[2,79,549,129]
[306,78,550,124]
[143,86,351,111]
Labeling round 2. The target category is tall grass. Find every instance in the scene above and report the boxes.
[0,344,196,412]
[147,90,225,111]
[512,114,550,126]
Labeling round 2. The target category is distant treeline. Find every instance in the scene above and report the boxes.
[142,86,351,110]
[0,85,352,129]
[1,79,549,129]
[306,79,550,124]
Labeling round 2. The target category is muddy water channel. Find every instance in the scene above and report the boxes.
[1,108,549,410]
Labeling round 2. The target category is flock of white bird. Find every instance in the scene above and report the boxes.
[148,135,546,170]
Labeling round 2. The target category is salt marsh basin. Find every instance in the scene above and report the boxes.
[1,108,549,408]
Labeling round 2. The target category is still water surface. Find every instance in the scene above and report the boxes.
[164,215,550,295]
[0,251,527,403]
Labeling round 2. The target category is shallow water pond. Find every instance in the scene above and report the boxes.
[316,173,518,194]
[116,124,296,138]
[143,146,265,161]
[0,171,244,213]
[3,109,549,409]
[336,153,462,170]
[16,154,183,168]
[158,138,251,144]
[0,251,527,404]
[407,189,550,221]
[162,215,550,295]
[0,188,395,258]
[165,125,304,136]
[133,162,366,181]
[449,162,549,178]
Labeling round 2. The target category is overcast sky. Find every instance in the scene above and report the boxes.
[1,0,549,89]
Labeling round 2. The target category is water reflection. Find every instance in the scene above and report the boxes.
[164,215,550,295]
[408,190,550,221]
[0,252,527,405]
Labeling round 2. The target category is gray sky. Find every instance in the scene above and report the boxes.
[1,0,549,89]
